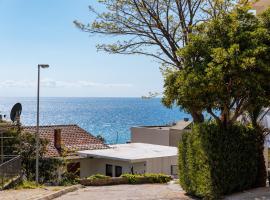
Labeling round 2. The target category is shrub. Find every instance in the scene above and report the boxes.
[15,181,42,190]
[121,174,142,184]
[121,173,172,184]
[86,174,110,180]
[144,173,172,183]
[59,172,79,186]
[179,122,263,199]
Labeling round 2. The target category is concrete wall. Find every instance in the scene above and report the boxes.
[169,129,190,147]
[253,0,270,14]
[131,127,170,146]
[131,127,189,147]
[80,158,146,178]
[146,156,178,176]
[80,156,178,178]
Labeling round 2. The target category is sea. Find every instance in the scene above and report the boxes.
[0,97,190,144]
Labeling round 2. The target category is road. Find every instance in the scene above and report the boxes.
[55,183,194,200]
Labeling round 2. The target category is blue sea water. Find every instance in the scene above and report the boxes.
[0,97,190,144]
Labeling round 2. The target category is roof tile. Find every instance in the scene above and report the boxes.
[23,124,108,157]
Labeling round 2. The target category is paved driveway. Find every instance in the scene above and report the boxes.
[56,183,195,200]
[0,186,66,200]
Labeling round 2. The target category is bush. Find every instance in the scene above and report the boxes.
[179,122,264,199]
[86,174,110,180]
[15,181,42,190]
[121,174,141,184]
[80,173,172,186]
[121,173,172,184]
[59,172,79,186]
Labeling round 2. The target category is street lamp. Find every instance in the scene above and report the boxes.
[36,64,49,184]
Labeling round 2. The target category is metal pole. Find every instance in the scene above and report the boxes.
[1,132,3,164]
[36,65,40,185]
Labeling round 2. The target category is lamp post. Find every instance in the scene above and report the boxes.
[36,64,49,185]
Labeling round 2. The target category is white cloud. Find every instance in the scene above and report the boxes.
[0,79,133,88]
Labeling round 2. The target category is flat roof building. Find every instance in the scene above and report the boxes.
[131,120,192,147]
[78,143,178,178]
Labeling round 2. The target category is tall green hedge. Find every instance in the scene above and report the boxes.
[179,122,264,199]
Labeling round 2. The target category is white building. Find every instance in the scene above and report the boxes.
[253,0,270,15]
[131,120,192,147]
[78,143,178,178]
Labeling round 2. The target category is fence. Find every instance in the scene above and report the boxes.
[0,156,21,189]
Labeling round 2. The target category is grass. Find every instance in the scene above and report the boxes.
[14,181,43,190]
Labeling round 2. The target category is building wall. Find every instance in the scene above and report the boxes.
[80,156,178,178]
[169,129,190,147]
[253,0,270,14]
[146,156,178,177]
[131,127,170,146]
[80,158,146,178]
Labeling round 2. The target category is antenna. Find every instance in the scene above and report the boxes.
[115,131,119,144]
[10,103,22,123]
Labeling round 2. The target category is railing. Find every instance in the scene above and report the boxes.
[0,156,21,189]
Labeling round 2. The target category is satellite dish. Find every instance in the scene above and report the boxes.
[10,103,22,122]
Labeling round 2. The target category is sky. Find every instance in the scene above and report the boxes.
[0,0,163,97]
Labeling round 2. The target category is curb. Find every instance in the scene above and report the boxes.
[35,185,82,200]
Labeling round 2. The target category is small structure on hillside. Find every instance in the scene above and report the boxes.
[23,124,108,174]
[78,143,178,178]
[130,119,192,147]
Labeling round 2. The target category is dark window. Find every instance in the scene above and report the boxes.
[115,166,122,177]
[106,164,113,177]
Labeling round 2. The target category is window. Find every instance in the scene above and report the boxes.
[115,166,122,177]
[106,164,113,177]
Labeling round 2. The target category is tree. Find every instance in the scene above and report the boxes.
[74,0,240,122]
[163,3,270,127]
[74,0,216,68]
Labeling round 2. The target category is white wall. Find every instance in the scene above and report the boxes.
[80,158,146,178]
[146,156,178,176]
[80,155,178,178]
[131,127,170,146]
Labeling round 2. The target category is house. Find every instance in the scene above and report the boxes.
[130,119,192,147]
[253,0,270,14]
[23,124,108,173]
[78,143,178,178]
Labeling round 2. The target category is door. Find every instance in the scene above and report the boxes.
[106,164,113,177]
[115,166,122,177]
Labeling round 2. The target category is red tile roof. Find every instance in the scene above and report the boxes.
[23,124,108,157]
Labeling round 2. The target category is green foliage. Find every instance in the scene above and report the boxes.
[19,133,49,181]
[59,171,79,186]
[1,124,65,184]
[143,173,172,183]
[86,174,109,180]
[121,174,140,184]
[163,4,270,125]
[15,180,42,190]
[121,173,172,184]
[179,122,263,199]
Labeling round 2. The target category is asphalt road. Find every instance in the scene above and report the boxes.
[55,183,194,200]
